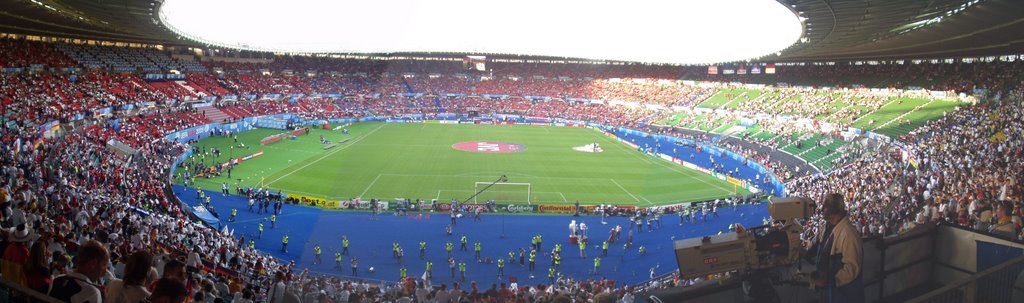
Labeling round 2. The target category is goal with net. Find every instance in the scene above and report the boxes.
[474,182,532,204]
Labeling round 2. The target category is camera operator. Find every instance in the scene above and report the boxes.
[811,193,864,303]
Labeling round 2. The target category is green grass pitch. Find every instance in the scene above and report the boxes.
[180,123,747,206]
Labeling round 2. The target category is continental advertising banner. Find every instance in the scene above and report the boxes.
[538,204,596,213]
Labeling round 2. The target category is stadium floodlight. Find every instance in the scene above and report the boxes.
[158,0,803,65]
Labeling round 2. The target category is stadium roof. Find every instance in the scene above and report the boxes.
[155,0,803,65]
[1,0,1023,63]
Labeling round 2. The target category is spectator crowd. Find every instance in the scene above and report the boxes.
[1,36,1023,302]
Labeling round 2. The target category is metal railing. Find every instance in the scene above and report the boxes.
[907,255,1024,303]
[0,279,63,303]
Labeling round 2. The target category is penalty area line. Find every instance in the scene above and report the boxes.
[610,178,648,205]
[358,174,382,198]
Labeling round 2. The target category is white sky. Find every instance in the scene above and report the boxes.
[159,0,803,64]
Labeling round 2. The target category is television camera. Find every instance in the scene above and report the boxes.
[667,197,816,302]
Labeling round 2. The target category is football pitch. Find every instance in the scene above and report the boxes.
[181,123,746,206]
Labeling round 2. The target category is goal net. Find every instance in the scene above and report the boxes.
[474,182,531,204]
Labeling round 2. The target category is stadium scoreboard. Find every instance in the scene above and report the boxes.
[464,55,486,71]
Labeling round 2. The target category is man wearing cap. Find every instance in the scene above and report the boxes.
[811,193,864,303]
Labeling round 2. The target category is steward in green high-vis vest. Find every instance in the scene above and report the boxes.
[342,237,349,255]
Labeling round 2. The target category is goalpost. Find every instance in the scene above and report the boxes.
[474,182,532,204]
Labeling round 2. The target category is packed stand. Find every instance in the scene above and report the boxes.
[790,100,1023,240]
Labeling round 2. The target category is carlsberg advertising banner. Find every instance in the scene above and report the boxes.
[498,204,537,213]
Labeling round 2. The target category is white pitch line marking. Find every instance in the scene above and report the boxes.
[359,174,382,197]
[610,178,642,204]
[264,124,385,186]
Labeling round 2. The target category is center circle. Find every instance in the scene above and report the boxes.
[452,141,527,153]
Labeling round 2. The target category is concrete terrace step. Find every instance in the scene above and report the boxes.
[200,107,232,123]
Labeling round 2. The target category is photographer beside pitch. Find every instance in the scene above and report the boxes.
[810,193,864,303]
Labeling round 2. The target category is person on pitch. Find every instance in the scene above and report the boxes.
[314,244,322,264]
[474,241,482,261]
[341,236,350,255]
[351,256,358,276]
[459,260,467,281]
[497,258,505,278]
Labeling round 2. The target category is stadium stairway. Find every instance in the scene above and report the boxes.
[175,80,208,97]
[401,78,416,94]
[199,106,231,123]
[433,97,444,112]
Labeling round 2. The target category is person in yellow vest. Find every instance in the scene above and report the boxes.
[459,261,467,281]
[229,208,237,222]
[270,214,276,228]
[446,242,454,258]
[602,241,609,257]
[335,252,342,269]
[474,242,482,261]
[594,256,601,275]
[205,196,211,206]
[248,239,255,250]
[258,223,264,239]
[393,242,400,258]
[281,234,289,253]
[529,250,536,271]
[426,261,433,279]
[579,240,587,258]
[537,235,543,251]
[342,236,349,255]
[497,258,505,277]
[554,254,561,269]
[548,266,556,284]
[420,240,427,259]
[460,235,468,251]
[400,266,407,280]
[314,244,322,264]
[639,245,646,256]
